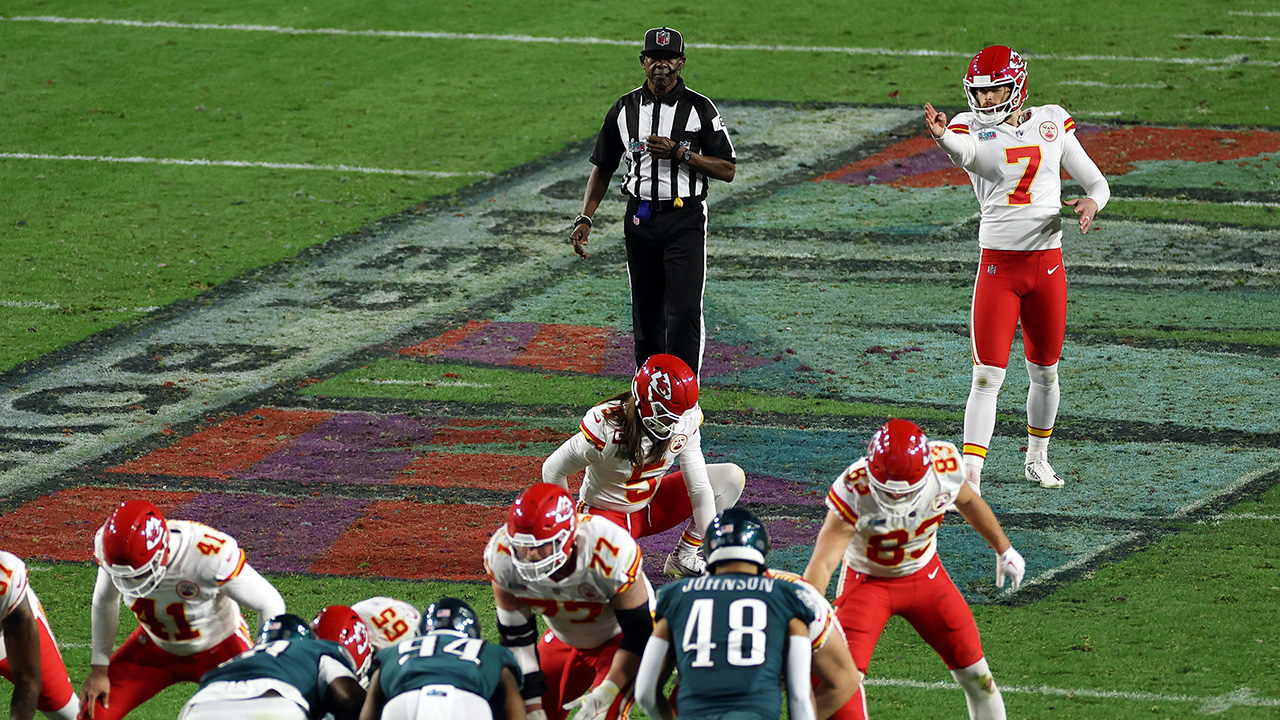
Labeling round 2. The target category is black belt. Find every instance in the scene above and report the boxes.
[628,196,698,213]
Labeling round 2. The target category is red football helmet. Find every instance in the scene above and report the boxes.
[312,605,374,684]
[631,354,698,440]
[865,419,932,518]
[963,45,1028,127]
[506,483,578,582]
[98,500,170,596]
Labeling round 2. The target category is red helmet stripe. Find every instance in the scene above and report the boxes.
[827,488,859,525]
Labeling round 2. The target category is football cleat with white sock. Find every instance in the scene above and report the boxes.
[663,547,706,578]
[1025,452,1064,488]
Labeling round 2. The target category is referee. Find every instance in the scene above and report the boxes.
[569,26,736,377]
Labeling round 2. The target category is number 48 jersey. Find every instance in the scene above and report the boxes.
[825,440,967,578]
[940,104,1108,251]
[655,572,815,720]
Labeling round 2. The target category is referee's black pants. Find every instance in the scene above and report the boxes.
[624,197,707,376]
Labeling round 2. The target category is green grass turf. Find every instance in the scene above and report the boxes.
[2,1,1278,374]
[2,2,1279,718]
[6,479,1279,719]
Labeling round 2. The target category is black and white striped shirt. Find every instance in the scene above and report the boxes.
[590,79,736,201]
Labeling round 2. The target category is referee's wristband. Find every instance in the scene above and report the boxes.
[574,214,593,228]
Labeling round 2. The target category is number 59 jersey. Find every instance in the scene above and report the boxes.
[940,104,1107,251]
[825,440,967,578]
[93,520,251,655]
[655,572,815,720]
[484,514,649,649]
[353,596,422,651]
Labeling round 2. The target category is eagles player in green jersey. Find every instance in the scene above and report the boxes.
[635,508,818,720]
[179,613,365,720]
[360,597,525,720]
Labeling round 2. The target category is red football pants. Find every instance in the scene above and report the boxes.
[582,471,694,540]
[537,629,631,720]
[834,555,987,674]
[83,627,251,720]
[0,610,76,713]
[970,247,1067,368]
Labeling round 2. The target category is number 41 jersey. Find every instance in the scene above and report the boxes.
[655,572,815,720]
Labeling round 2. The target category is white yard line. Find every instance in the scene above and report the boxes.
[866,678,1279,712]
[1175,461,1280,519]
[4,15,1277,66]
[1229,10,1280,17]
[0,299,161,312]
[1110,196,1280,208]
[1198,512,1280,522]
[1178,33,1280,41]
[352,378,492,388]
[1059,80,1169,88]
[0,152,491,178]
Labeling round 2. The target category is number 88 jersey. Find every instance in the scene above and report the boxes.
[825,440,966,578]
[940,104,1106,251]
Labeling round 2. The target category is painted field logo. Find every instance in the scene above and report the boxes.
[1039,121,1058,142]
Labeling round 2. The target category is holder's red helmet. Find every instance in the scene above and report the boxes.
[97,500,170,596]
[631,354,698,440]
[506,483,578,582]
[312,605,373,684]
[963,45,1028,127]
[866,419,932,518]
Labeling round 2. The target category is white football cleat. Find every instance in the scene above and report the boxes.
[663,548,706,578]
[1025,453,1064,488]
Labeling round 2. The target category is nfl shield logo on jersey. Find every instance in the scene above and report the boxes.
[987,265,997,275]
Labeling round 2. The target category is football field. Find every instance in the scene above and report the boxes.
[1,2,1279,718]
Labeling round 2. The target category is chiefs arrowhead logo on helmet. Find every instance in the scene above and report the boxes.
[650,369,673,401]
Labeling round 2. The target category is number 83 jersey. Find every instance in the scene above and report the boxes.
[825,440,966,578]
[940,105,1106,251]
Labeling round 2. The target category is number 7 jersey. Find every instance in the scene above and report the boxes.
[939,105,1109,251]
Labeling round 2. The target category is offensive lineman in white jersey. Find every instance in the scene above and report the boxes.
[79,500,287,720]
[542,353,744,578]
[924,45,1110,492]
[0,551,79,720]
[485,483,653,720]
[804,419,1025,720]
[352,596,421,652]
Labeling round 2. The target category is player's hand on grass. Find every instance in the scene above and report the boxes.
[563,679,620,720]
[78,665,110,719]
[924,103,948,139]
[1064,197,1099,234]
[995,547,1025,591]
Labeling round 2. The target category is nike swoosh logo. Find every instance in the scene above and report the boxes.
[928,567,939,580]
[1048,265,1060,275]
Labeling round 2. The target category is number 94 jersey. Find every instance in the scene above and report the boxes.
[484,514,648,649]
[825,441,966,578]
[940,105,1106,251]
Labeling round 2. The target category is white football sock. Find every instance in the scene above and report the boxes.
[951,657,1006,720]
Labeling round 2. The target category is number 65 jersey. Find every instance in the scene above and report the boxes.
[484,514,650,649]
[825,440,967,578]
[939,105,1109,251]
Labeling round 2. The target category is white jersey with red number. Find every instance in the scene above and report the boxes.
[0,550,37,663]
[939,104,1109,251]
[543,400,706,515]
[93,520,251,655]
[764,568,837,650]
[353,596,421,651]
[825,441,966,578]
[484,514,650,649]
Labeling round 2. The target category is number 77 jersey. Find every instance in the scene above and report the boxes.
[825,440,966,578]
[940,104,1106,251]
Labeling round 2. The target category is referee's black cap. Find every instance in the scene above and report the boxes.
[642,27,685,58]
